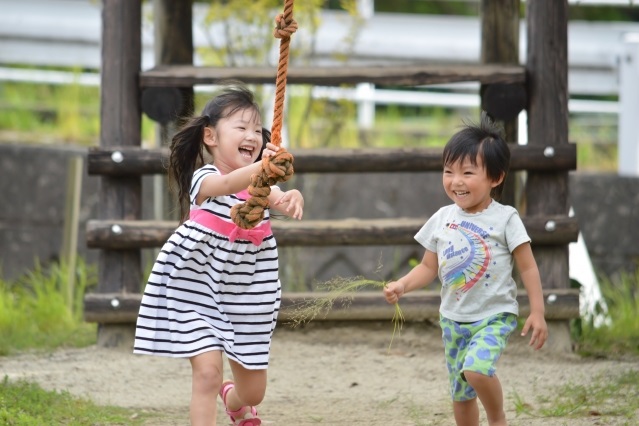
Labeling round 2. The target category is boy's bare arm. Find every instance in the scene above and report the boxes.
[384,250,438,303]
[513,242,548,349]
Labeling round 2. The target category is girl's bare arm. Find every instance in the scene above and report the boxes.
[196,143,279,204]
[268,187,304,220]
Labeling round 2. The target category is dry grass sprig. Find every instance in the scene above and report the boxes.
[286,275,405,351]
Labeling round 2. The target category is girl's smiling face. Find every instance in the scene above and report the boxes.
[204,107,262,174]
[443,155,504,214]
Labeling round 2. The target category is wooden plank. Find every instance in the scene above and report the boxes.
[85,215,579,249]
[87,144,577,176]
[83,288,581,324]
[139,63,526,87]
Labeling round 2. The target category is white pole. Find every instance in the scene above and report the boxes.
[357,0,374,19]
[356,83,375,130]
[356,0,375,131]
[618,33,639,176]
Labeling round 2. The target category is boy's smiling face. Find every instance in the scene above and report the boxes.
[443,155,503,214]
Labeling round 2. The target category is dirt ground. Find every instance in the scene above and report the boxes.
[1,321,638,426]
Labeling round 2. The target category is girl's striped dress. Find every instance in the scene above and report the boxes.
[133,165,281,369]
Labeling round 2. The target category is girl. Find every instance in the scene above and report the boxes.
[134,84,304,426]
[383,113,547,426]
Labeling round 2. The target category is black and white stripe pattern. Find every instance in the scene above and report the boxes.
[133,166,281,369]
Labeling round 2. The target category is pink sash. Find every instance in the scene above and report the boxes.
[189,209,272,246]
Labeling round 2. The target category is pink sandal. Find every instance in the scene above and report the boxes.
[219,380,262,426]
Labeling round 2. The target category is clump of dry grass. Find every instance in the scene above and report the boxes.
[286,275,405,350]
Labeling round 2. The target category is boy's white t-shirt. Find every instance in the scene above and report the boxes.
[415,200,531,322]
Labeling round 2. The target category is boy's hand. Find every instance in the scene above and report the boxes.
[521,312,548,350]
[383,281,405,304]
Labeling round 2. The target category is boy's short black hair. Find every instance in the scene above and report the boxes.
[442,111,511,199]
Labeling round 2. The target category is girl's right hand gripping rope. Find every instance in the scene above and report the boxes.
[230,148,294,230]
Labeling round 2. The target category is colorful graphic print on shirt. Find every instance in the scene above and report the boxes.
[441,220,494,299]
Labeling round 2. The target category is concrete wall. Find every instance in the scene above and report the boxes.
[0,144,98,278]
[0,143,154,280]
[568,173,639,281]
[1,143,637,288]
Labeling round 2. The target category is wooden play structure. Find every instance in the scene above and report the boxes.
[84,0,580,348]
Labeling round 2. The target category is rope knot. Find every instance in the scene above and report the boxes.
[230,148,295,230]
[261,148,294,185]
[273,13,298,39]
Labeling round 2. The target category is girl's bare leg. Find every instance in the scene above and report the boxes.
[453,398,480,426]
[189,351,223,426]
[464,371,508,426]
[223,359,267,411]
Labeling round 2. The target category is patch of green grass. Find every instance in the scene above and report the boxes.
[511,370,639,423]
[573,268,639,357]
[405,399,436,426]
[0,376,153,426]
[0,259,97,356]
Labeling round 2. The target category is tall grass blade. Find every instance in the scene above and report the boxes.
[286,276,405,351]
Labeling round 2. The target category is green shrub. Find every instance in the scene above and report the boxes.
[573,268,639,357]
[0,259,97,356]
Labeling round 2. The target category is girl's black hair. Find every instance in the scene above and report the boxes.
[256,127,270,161]
[442,111,511,199]
[169,82,263,222]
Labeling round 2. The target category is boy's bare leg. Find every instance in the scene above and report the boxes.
[453,398,480,426]
[464,371,508,426]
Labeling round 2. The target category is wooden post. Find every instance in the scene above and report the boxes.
[97,0,143,347]
[152,0,194,221]
[61,156,83,312]
[480,0,521,208]
[525,0,570,284]
[525,0,572,351]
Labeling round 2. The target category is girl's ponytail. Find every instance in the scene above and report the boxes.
[169,115,209,222]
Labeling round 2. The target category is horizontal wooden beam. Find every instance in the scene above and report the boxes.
[140,64,526,88]
[88,145,577,176]
[86,215,579,249]
[83,288,580,324]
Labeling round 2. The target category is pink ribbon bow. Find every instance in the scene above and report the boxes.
[228,227,267,246]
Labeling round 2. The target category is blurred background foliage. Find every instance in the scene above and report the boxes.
[0,1,633,171]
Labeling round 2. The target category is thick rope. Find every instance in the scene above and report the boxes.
[270,0,297,148]
[230,0,297,230]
